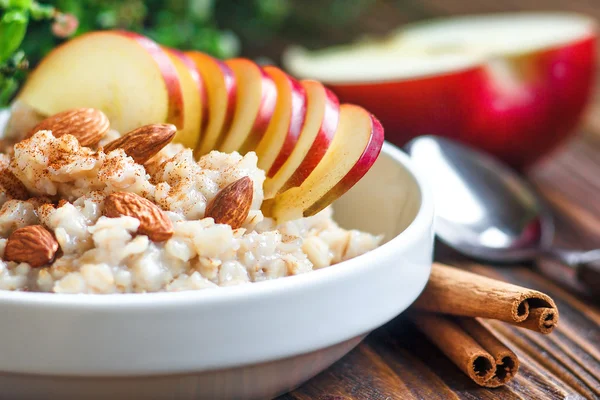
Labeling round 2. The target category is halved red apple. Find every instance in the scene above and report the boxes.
[218,59,278,153]
[18,31,185,133]
[263,80,338,199]
[284,13,597,168]
[186,51,237,156]
[164,48,204,149]
[264,104,384,222]
[251,66,307,177]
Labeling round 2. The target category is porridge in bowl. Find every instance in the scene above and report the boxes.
[0,107,381,294]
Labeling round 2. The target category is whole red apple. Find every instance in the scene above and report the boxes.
[284,13,596,168]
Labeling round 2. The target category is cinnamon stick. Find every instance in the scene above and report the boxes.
[411,313,519,388]
[414,263,559,333]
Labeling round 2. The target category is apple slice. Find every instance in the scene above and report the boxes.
[283,13,596,168]
[218,59,278,153]
[18,31,185,133]
[264,104,384,222]
[164,48,204,149]
[185,51,237,156]
[263,80,338,199]
[250,66,307,177]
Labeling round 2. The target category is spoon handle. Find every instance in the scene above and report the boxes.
[543,248,600,295]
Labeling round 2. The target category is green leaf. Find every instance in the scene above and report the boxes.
[8,0,32,10]
[0,10,29,64]
[189,0,213,21]
[29,2,55,20]
[0,75,19,107]
[96,9,117,28]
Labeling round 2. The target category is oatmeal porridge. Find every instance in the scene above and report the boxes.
[0,105,382,294]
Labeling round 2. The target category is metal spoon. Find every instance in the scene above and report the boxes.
[405,135,600,295]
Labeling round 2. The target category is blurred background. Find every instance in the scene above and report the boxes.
[17,0,600,60]
[4,0,599,115]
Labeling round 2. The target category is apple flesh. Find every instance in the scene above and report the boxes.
[186,51,237,156]
[18,31,185,133]
[219,59,278,153]
[264,104,384,222]
[252,66,307,177]
[263,80,339,199]
[165,48,204,150]
[283,13,597,168]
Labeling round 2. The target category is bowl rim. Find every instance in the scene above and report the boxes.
[0,141,434,309]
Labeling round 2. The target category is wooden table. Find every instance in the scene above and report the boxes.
[276,127,600,399]
[256,1,600,397]
[262,1,600,397]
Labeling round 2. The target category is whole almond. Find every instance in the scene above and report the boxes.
[5,225,59,267]
[103,124,176,165]
[205,177,253,229]
[27,108,110,146]
[104,191,173,242]
[0,168,29,200]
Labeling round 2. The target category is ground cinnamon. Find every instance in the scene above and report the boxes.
[411,313,519,388]
[414,263,559,333]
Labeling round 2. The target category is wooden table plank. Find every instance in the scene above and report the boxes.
[280,129,600,399]
[270,1,600,397]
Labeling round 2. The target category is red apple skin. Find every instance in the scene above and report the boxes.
[115,31,185,129]
[464,36,596,168]
[305,113,384,217]
[168,48,205,108]
[264,69,308,177]
[165,47,205,148]
[185,51,237,154]
[280,84,339,190]
[240,66,279,153]
[328,36,596,169]
[330,68,474,148]
[218,60,238,143]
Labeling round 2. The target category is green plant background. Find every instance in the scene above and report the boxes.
[1,0,383,106]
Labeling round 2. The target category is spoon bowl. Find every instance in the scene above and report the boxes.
[405,135,599,294]
[405,136,554,262]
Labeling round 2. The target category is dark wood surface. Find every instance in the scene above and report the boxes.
[274,1,600,398]
[276,123,600,400]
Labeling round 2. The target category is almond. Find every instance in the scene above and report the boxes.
[103,124,176,165]
[4,225,59,267]
[104,192,173,242]
[205,177,254,229]
[0,168,29,200]
[27,108,110,146]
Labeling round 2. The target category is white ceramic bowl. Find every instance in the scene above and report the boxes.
[0,142,434,400]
